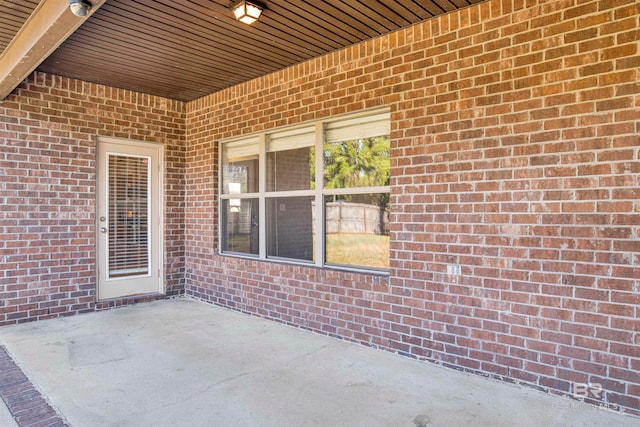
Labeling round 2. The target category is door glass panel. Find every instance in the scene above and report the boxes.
[108,154,150,278]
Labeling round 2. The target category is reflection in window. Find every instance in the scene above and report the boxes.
[267,147,314,191]
[267,197,314,261]
[221,138,259,194]
[219,109,391,271]
[267,127,315,192]
[222,158,259,194]
[221,198,259,255]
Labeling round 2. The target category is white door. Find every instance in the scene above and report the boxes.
[96,137,163,300]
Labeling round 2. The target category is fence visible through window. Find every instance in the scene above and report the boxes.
[219,109,390,271]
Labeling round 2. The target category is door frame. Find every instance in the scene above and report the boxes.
[96,136,164,300]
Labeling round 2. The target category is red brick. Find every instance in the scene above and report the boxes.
[4,0,640,416]
[1,74,186,325]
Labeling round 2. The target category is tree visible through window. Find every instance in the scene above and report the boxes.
[219,110,390,271]
[323,136,390,269]
[324,136,390,189]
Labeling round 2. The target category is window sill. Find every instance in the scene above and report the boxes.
[217,251,390,278]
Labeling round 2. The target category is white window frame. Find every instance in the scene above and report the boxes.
[219,108,390,273]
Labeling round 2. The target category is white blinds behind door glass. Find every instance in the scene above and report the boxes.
[108,154,150,278]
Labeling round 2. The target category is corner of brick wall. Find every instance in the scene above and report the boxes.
[0,72,187,325]
[185,0,640,416]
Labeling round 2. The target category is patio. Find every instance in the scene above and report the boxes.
[0,298,636,427]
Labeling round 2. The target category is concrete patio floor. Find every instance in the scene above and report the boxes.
[0,298,637,427]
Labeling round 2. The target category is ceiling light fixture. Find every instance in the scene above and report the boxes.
[231,0,264,25]
[68,0,92,17]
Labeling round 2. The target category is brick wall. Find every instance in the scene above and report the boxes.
[0,72,186,325]
[186,0,640,415]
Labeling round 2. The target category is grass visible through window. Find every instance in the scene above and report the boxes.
[325,233,390,269]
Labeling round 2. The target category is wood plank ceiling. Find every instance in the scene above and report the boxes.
[0,0,41,52]
[2,0,486,102]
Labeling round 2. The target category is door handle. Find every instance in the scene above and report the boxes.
[100,227,108,234]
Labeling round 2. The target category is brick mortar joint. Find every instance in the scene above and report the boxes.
[0,346,69,427]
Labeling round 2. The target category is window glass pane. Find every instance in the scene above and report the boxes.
[222,140,259,194]
[267,147,314,191]
[267,196,314,261]
[221,198,259,255]
[219,110,391,271]
[325,194,390,269]
[324,136,390,189]
[222,157,258,194]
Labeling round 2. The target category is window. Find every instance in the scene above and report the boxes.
[219,109,390,271]
[221,138,259,255]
